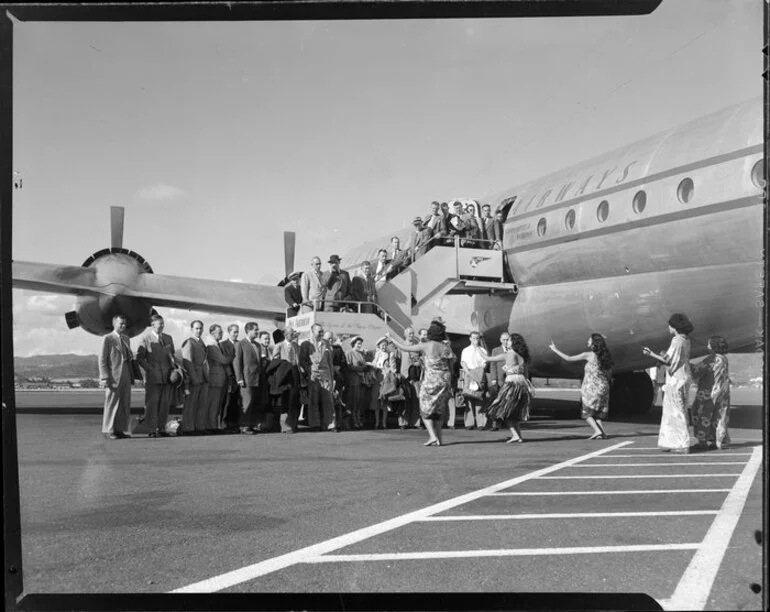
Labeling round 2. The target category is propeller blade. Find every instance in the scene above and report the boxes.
[111,206,125,249]
[64,311,80,330]
[283,231,296,279]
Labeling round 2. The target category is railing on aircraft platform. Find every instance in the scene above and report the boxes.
[285,299,408,338]
[406,235,508,284]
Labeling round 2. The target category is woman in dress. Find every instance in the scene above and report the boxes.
[387,319,455,446]
[371,337,392,429]
[548,334,613,440]
[345,336,370,429]
[642,313,694,454]
[479,333,533,443]
[690,335,731,450]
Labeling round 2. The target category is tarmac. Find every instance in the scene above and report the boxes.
[10,388,765,610]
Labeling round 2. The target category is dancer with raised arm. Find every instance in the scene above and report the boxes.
[387,319,455,447]
[549,334,613,440]
[479,333,533,444]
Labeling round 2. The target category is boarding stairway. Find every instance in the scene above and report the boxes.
[285,237,516,344]
[376,237,517,333]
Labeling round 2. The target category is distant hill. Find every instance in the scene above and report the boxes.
[14,354,98,380]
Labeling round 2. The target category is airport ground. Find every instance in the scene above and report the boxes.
[10,388,765,610]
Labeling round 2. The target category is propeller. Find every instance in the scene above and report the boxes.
[64,311,80,330]
[111,206,125,249]
[283,231,296,279]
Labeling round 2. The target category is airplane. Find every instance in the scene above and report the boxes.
[11,97,764,416]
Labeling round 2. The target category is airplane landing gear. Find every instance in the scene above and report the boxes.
[610,372,654,418]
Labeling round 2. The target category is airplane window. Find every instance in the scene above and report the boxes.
[632,190,647,214]
[677,177,694,204]
[537,217,547,237]
[565,208,576,230]
[597,200,609,222]
[751,159,766,189]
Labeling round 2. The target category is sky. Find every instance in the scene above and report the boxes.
[10,0,763,356]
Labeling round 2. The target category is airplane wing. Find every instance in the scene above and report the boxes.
[129,273,287,320]
[12,261,288,320]
[12,261,100,296]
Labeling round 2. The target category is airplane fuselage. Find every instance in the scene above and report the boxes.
[341,98,764,379]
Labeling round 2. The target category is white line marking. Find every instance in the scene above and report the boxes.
[538,474,740,479]
[170,441,633,592]
[575,462,747,467]
[665,445,763,611]
[418,511,718,521]
[306,543,701,563]
[597,453,753,458]
[489,489,732,496]
[620,446,758,451]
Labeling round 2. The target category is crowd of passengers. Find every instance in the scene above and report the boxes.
[103,311,733,455]
[283,200,507,316]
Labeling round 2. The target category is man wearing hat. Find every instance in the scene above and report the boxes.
[323,254,352,312]
[408,217,431,263]
[284,272,303,317]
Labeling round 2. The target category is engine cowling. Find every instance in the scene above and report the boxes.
[64,248,154,338]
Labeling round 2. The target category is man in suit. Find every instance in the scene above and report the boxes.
[350,260,377,314]
[423,201,444,244]
[136,314,176,437]
[492,209,505,250]
[221,324,241,432]
[449,201,468,243]
[386,237,409,279]
[284,273,303,317]
[234,321,263,434]
[205,324,234,433]
[180,320,209,435]
[300,256,326,313]
[373,248,390,289]
[462,203,483,247]
[271,327,301,433]
[408,217,431,263]
[323,254,352,312]
[485,331,510,431]
[99,314,135,439]
[299,323,335,431]
[480,204,495,249]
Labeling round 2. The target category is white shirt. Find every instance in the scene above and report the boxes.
[461,344,487,369]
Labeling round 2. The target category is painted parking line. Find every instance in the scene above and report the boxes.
[418,511,719,521]
[488,489,733,496]
[170,441,633,593]
[538,474,741,479]
[306,543,702,563]
[664,445,763,611]
[575,462,747,467]
[595,453,753,458]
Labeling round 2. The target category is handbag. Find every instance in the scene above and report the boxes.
[379,371,398,399]
[462,367,486,401]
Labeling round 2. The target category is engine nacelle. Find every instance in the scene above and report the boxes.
[65,249,155,338]
[70,294,153,338]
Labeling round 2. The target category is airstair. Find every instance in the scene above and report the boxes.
[286,238,516,344]
[376,237,517,332]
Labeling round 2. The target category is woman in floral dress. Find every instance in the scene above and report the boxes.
[690,335,731,450]
[643,313,694,454]
[548,333,613,440]
[479,333,533,444]
[388,320,455,447]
